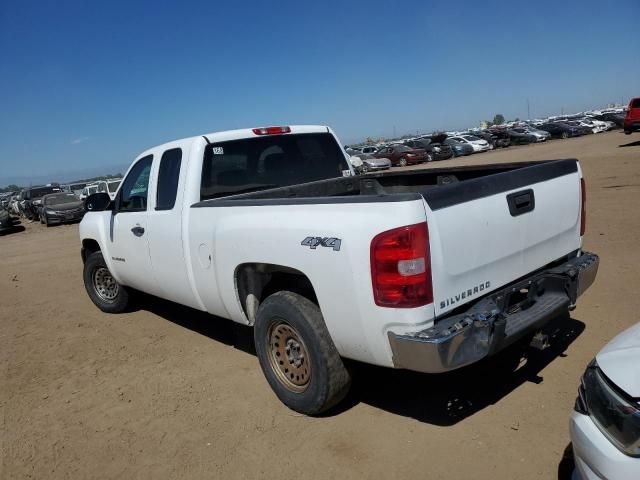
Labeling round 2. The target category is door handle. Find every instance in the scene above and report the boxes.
[506,189,535,216]
[131,225,145,237]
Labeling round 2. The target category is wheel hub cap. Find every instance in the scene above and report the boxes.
[267,321,311,392]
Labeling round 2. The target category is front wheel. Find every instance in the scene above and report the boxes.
[254,291,351,415]
[398,157,408,167]
[83,251,130,313]
[561,131,569,139]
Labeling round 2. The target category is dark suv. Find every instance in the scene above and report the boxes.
[404,138,453,160]
[536,122,583,139]
[405,134,454,160]
[22,185,61,220]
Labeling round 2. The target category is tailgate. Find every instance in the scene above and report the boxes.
[422,160,582,317]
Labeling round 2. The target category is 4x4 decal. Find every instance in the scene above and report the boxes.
[301,236,342,252]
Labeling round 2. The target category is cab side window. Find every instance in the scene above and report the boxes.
[119,155,153,212]
[156,148,182,210]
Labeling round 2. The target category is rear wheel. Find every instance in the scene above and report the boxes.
[254,291,351,415]
[83,251,130,313]
[398,157,408,167]
[561,131,569,139]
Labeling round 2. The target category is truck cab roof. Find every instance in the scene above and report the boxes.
[136,125,332,159]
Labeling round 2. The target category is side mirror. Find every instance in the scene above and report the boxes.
[85,192,112,212]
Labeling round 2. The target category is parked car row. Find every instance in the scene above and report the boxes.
[344,107,628,172]
[0,176,123,233]
[5,185,63,221]
[1,185,86,229]
[79,178,122,200]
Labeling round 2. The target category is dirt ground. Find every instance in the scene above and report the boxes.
[1,131,639,479]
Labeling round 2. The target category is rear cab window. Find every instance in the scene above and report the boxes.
[200,132,350,200]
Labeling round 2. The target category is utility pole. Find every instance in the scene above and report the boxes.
[393,125,397,138]
[527,98,530,121]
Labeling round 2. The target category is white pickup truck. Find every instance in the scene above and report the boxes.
[79,125,599,414]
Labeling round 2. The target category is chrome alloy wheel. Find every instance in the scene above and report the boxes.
[92,267,119,302]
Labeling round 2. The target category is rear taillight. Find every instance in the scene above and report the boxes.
[252,126,291,135]
[580,178,586,236]
[370,222,433,308]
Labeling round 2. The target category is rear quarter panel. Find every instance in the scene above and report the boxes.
[187,198,433,367]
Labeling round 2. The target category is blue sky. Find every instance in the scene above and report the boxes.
[0,0,638,186]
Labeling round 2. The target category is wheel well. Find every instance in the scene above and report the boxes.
[235,263,318,325]
[81,239,101,264]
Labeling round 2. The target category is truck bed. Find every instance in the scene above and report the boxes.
[193,159,576,208]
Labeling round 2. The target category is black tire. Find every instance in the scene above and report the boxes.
[83,251,130,313]
[254,291,351,415]
[44,215,50,227]
[561,131,569,139]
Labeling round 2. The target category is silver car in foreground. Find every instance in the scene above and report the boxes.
[570,322,640,479]
[513,127,550,142]
[345,148,391,173]
[359,155,391,172]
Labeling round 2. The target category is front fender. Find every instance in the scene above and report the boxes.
[79,212,122,283]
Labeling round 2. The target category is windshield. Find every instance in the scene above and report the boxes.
[107,180,121,192]
[394,145,412,152]
[45,193,80,206]
[30,186,60,199]
[201,132,350,200]
[463,135,480,141]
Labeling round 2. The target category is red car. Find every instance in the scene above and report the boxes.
[624,97,640,134]
[373,144,429,167]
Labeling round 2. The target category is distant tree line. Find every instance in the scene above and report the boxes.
[0,184,21,193]
[483,114,522,127]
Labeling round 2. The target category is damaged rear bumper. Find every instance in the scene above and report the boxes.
[388,252,599,373]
